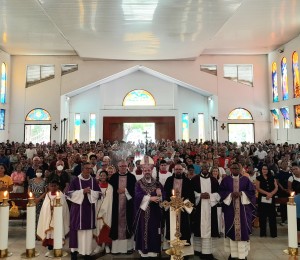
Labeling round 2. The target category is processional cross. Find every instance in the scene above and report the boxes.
[142,130,149,155]
[160,190,194,260]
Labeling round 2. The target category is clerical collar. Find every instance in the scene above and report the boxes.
[174,174,183,179]
[232,174,240,179]
[200,173,210,179]
[79,174,91,180]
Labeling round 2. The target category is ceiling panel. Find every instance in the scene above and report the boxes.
[0,0,75,55]
[0,0,299,60]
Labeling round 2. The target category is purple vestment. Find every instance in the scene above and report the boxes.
[219,175,256,241]
[133,178,164,254]
[66,175,100,248]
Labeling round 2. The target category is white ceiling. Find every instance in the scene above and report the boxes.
[1,0,300,60]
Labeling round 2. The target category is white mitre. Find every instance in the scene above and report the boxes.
[140,155,154,165]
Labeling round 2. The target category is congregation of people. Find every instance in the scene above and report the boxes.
[0,139,300,260]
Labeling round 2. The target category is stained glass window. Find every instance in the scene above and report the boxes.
[198,113,205,141]
[295,105,300,129]
[182,113,189,141]
[292,52,300,98]
[1,63,6,104]
[123,89,155,106]
[90,113,96,142]
[281,57,289,100]
[0,109,5,130]
[228,108,253,120]
[270,109,280,129]
[280,107,290,129]
[26,108,51,121]
[74,113,80,141]
[272,62,279,102]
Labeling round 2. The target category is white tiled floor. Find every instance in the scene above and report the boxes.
[4,221,293,260]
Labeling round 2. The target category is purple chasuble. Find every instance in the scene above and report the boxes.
[67,176,100,248]
[133,178,164,254]
[219,175,256,241]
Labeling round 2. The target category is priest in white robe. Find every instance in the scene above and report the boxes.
[191,162,220,260]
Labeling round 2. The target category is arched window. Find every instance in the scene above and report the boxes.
[123,89,155,106]
[1,63,7,104]
[272,62,279,102]
[25,108,51,121]
[281,57,289,100]
[228,108,253,120]
[292,51,300,98]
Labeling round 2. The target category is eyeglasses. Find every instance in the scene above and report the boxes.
[230,167,239,170]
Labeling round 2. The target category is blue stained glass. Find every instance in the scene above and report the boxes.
[280,107,289,120]
[1,63,6,104]
[75,114,81,126]
[272,62,279,102]
[182,113,189,141]
[90,113,96,141]
[228,108,253,120]
[281,57,289,100]
[26,108,51,121]
[270,109,279,129]
[74,113,81,141]
[0,109,5,130]
[280,107,290,129]
[123,89,155,106]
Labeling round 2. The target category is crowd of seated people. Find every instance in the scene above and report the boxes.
[0,139,299,258]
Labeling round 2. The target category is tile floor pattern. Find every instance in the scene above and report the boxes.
[4,221,295,260]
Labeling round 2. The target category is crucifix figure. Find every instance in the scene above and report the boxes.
[161,190,194,260]
[142,130,149,155]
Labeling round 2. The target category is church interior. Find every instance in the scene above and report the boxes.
[1,0,300,259]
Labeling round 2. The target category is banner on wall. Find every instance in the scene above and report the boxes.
[279,107,290,129]
[294,105,300,128]
[270,109,279,129]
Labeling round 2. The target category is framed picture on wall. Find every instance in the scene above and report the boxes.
[295,105,300,128]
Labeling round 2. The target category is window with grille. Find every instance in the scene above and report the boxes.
[224,64,253,86]
[26,65,55,87]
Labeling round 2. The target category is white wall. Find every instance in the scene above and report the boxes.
[68,71,209,141]
[0,50,10,141]
[8,54,270,143]
[268,35,300,144]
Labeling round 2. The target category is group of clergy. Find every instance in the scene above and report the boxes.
[133,158,256,260]
[37,157,256,260]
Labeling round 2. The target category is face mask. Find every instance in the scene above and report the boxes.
[36,172,43,178]
[56,165,64,171]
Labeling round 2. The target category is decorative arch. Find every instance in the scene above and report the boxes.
[123,89,156,106]
[25,108,51,121]
[1,62,7,104]
[292,51,300,98]
[272,62,279,102]
[228,108,253,120]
